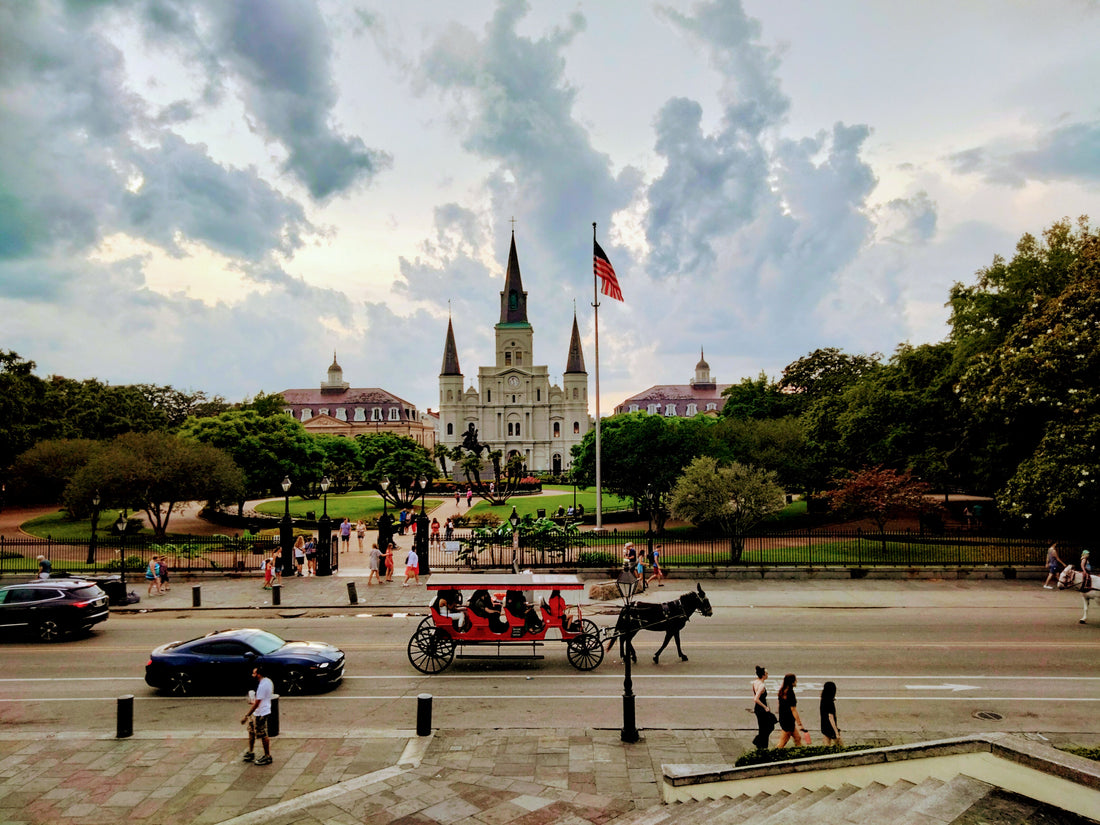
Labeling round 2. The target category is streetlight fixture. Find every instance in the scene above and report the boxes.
[645,483,655,572]
[317,475,333,576]
[615,567,640,743]
[417,475,431,576]
[115,512,128,590]
[280,476,294,578]
[380,476,390,516]
[86,490,101,565]
[377,476,393,556]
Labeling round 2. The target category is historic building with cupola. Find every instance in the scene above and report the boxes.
[613,350,732,417]
[436,232,591,474]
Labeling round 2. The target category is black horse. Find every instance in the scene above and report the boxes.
[605,584,713,664]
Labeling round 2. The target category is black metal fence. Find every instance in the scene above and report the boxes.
[0,527,1049,578]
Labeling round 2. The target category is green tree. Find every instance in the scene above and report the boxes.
[720,372,798,420]
[670,456,785,561]
[433,443,452,477]
[947,217,1098,531]
[778,347,881,403]
[825,465,937,551]
[710,416,810,491]
[64,432,244,538]
[356,433,436,509]
[314,435,364,494]
[178,410,324,511]
[0,350,46,469]
[571,413,713,531]
[8,439,100,506]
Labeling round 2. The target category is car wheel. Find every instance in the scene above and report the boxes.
[36,620,64,642]
[281,667,306,696]
[166,669,194,696]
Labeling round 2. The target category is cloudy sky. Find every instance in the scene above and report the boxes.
[2,0,1098,415]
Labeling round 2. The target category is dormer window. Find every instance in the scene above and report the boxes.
[389,407,400,420]
[371,407,383,421]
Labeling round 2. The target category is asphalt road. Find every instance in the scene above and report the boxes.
[2,600,1098,738]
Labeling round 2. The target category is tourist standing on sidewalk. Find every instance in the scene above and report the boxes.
[293,536,305,576]
[262,556,274,589]
[466,487,472,507]
[403,546,419,586]
[751,665,775,750]
[444,517,454,542]
[339,517,352,550]
[430,517,441,544]
[777,674,808,748]
[399,508,407,535]
[820,681,842,747]
[158,555,171,591]
[241,665,274,766]
[1043,542,1065,589]
[383,541,395,582]
[271,547,283,586]
[367,543,381,585]
[454,489,460,507]
[356,519,367,551]
[304,536,317,576]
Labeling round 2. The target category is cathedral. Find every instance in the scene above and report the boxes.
[437,232,591,475]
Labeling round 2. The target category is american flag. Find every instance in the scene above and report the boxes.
[593,239,623,302]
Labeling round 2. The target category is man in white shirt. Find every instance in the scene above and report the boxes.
[241,665,274,765]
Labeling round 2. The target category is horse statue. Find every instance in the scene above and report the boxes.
[605,583,713,664]
[1057,567,1098,624]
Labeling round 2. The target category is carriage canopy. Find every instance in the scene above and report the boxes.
[425,573,586,592]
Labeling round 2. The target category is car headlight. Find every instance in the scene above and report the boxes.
[315,662,330,669]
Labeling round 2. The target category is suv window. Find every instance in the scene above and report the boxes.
[71,586,103,600]
[7,588,58,603]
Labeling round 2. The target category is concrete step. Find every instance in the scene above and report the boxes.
[753,785,837,825]
[842,778,918,823]
[767,784,862,825]
[718,789,793,823]
[895,774,994,825]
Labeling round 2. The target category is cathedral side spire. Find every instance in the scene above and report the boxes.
[499,230,530,325]
[565,311,586,374]
[440,318,462,376]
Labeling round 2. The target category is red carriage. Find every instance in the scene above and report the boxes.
[406,573,605,673]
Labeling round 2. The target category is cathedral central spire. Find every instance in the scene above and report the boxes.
[499,230,529,325]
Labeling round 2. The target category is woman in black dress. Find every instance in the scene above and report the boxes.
[750,665,775,750]
[776,673,808,748]
[820,681,842,746]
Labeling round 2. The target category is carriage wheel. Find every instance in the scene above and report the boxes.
[580,619,600,639]
[567,633,604,671]
[407,627,456,674]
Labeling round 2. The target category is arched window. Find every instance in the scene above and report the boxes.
[447,423,453,435]
[573,421,580,434]
[536,388,540,401]
[505,352,512,365]
[509,290,518,311]
[553,422,560,437]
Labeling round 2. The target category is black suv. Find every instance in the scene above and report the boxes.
[0,579,110,641]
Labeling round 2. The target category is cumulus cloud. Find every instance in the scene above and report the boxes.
[949,119,1100,187]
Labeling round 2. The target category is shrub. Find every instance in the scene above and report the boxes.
[735,744,868,767]
[578,550,617,567]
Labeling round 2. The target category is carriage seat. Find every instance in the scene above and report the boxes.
[469,589,508,633]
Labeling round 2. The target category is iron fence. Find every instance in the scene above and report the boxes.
[0,527,1049,578]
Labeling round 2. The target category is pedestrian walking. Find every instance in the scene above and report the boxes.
[399,508,407,535]
[455,490,460,507]
[466,487,472,507]
[271,547,283,586]
[241,665,274,765]
[403,546,419,586]
[430,517,441,544]
[383,541,395,582]
[646,544,665,587]
[304,536,317,576]
[444,517,454,542]
[293,536,305,576]
[750,665,776,750]
[777,673,809,748]
[1044,542,1065,589]
[158,555,170,591]
[262,556,274,589]
[145,556,162,596]
[36,555,52,579]
[820,681,843,747]
[356,519,367,551]
[367,543,381,585]
[339,517,352,550]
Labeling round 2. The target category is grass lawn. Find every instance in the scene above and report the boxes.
[469,486,633,521]
[21,509,139,541]
[253,492,443,522]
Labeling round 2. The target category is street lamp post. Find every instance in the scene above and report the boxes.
[416,475,431,577]
[615,568,640,743]
[86,490,101,566]
[116,512,128,590]
[377,476,393,554]
[280,476,295,578]
[645,484,655,573]
[317,476,333,576]
[509,506,521,572]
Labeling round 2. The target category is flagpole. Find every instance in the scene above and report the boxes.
[592,222,603,530]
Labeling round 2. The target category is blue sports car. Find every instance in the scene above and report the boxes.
[145,628,344,696]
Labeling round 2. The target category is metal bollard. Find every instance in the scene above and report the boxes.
[269,696,280,737]
[416,693,432,736]
[346,582,358,605]
[272,583,281,606]
[192,585,201,607]
[117,694,134,738]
